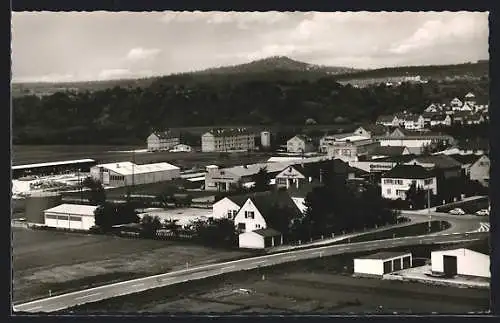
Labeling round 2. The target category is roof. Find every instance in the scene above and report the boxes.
[447,154,482,165]
[383,164,433,179]
[44,204,98,216]
[95,161,180,175]
[459,138,490,152]
[408,155,462,169]
[252,228,282,237]
[382,128,454,140]
[267,156,303,163]
[151,130,178,140]
[403,114,421,122]
[465,92,476,98]
[453,111,472,118]
[422,111,441,118]
[430,114,448,121]
[359,124,390,136]
[335,135,371,142]
[371,146,408,157]
[290,134,313,142]
[205,128,253,137]
[358,251,411,260]
[12,158,96,170]
[376,115,395,123]
[376,154,417,164]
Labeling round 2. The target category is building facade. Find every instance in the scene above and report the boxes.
[287,135,315,153]
[381,165,437,200]
[469,155,490,185]
[201,128,255,152]
[147,131,180,152]
[326,137,380,162]
[431,248,490,278]
[44,204,98,231]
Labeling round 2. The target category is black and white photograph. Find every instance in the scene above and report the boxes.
[11,10,491,315]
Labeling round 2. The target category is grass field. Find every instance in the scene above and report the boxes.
[12,145,272,168]
[66,241,490,314]
[12,227,253,304]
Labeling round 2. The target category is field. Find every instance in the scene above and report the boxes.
[436,197,490,214]
[66,241,490,314]
[12,227,253,304]
[12,145,273,168]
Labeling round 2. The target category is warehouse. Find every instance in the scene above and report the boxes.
[90,161,180,187]
[43,204,98,231]
[431,248,490,278]
[12,158,96,179]
[354,251,413,277]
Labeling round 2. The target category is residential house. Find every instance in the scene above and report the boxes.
[422,111,440,126]
[354,124,390,138]
[201,128,255,152]
[376,115,397,127]
[424,104,440,113]
[452,111,472,125]
[404,155,463,179]
[381,164,437,200]
[326,135,380,162]
[430,114,452,127]
[287,135,315,153]
[469,154,490,186]
[458,102,474,112]
[450,97,463,110]
[464,92,476,107]
[465,114,485,125]
[403,114,425,130]
[147,131,180,152]
[375,128,455,155]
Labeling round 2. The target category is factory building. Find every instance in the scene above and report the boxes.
[43,204,98,231]
[90,161,180,187]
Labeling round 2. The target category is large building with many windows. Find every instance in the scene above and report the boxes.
[201,128,255,152]
[147,131,180,152]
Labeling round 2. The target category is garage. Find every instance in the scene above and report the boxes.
[431,248,490,278]
[238,228,283,249]
[354,251,413,277]
[43,204,98,231]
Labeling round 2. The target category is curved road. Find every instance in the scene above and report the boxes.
[13,231,488,313]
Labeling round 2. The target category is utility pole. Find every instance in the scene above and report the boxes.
[427,188,431,232]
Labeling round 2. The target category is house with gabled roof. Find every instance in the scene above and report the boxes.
[430,114,452,127]
[147,130,180,152]
[376,115,398,127]
[402,114,425,130]
[424,104,440,113]
[287,134,315,153]
[465,114,485,125]
[404,155,462,179]
[450,97,463,109]
[464,92,476,107]
[381,164,437,200]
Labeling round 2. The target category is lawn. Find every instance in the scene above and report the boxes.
[12,227,252,304]
[65,240,489,314]
[436,197,489,214]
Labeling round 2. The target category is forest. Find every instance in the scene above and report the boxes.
[12,75,489,145]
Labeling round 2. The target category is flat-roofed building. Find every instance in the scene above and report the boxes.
[44,203,98,231]
[354,251,413,277]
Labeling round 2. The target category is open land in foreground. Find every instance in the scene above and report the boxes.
[12,228,253,304]
[66,241,490,314]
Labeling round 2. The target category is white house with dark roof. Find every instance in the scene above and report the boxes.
[381,164,437,200]
[147,131,180,152]
[287,135,315,153]
[450,97,463,109]
[464,92,476,107]
[403,114,425,130]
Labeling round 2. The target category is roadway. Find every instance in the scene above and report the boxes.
[13,231,488,313]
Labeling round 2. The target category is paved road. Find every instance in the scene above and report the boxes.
[13,231,488,313]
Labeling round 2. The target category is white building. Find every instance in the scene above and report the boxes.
[450,97,463,109]
[169,144,192,152]
[147,131,180,152]
[212,196,244,220]
[239,228,283,249]
[464,92,476,107]
[431,248,490,278]
[90,161,180,187]
[234,198,268,233]
[354,251,413,277]
[44,204,98,231]
[260,131,271,148]
[326,136,379,162]
[381,164,437,200]
[403,115,425,130]
[287,135,315,153]
[201,128,255,152]
[376,128,455,155]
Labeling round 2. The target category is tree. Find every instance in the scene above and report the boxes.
[405,182,427,209]
[253,167,271,192]
[193,218,237,247]
[140,215,162,238]
[265,203,300,242]
[163,219,181,236]
[94,203,116,232]
[82,177,106,205]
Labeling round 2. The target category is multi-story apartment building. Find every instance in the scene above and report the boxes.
[201,128,255,152]
[147,131,180,152]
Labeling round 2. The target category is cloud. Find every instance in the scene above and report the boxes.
[390,13,488,54]
[126,47,161,61]
[161,11,289,29]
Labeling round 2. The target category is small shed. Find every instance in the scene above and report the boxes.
[354,251,413,277]
[238,228,283,249]
[43,204,98,231]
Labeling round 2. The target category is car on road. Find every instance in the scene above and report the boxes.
[449,208,466,215]
[475,209,489,216]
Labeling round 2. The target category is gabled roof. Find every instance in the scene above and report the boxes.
[253,228,282,237]
[376,154,417,164]
[383,164,433,179]
[447,154,482,166]
[237,190,302,221]
[291,134,313,142]
[465,92,476,98]
[206,128,253,137]
[371,146,408,157]
[359,124,390,136]
[151,130,178,140]
[408,155,462,169]
[430,114,448,121]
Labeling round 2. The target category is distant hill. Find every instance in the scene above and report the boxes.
[11,57,488,97]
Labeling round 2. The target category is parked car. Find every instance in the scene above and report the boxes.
[475,209,489,216]
[449,208,466,215]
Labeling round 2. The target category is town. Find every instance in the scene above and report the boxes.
[11,11,490,315]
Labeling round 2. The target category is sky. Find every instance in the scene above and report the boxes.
[11,11,489,83]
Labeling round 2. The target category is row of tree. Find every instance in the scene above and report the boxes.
[12,77,488,145]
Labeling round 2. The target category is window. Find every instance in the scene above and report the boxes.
[69,216,82,222]
[244,211,255,219]
[384,179,393,184]
[395,179,403,185]
[45,214,57,219]
[386,189,391,195]
[424,178,433,185]
[396,190,406,197]
[237,223,246,230]
[255,224,261,229]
